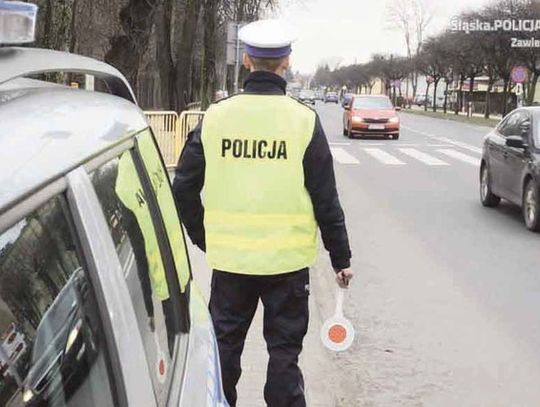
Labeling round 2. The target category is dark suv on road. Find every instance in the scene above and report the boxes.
[480,107,540,231]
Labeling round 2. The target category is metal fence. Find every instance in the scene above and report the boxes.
[144,110,204,169]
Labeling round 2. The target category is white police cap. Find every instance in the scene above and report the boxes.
[239,19,297,58]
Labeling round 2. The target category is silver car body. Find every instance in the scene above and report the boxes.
[0,47,226,407]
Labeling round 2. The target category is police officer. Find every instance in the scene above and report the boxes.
[173,19,352,407]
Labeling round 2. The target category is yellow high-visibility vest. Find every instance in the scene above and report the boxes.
[201,94,318,275]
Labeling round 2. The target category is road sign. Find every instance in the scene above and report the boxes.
[320,289,355,352]
[511,66,528,84]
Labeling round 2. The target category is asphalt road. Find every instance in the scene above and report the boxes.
[312,102,540,406]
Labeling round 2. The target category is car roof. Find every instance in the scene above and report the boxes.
[0,82,148,212]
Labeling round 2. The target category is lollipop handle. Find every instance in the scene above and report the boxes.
[335,288,345,318]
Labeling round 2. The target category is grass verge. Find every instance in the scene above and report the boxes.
[402,108,500,128]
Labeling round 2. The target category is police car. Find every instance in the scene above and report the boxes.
[0,2,227,406]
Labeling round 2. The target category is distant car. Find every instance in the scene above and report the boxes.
[299,89,316,105]
[342,93,354,108]
[480,107,540,231]
[414,94,432,107]
[342,95,401,139]
[314,90,324,101]
[324,92,339,104]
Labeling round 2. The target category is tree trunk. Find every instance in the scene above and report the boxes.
[526,71,539,106]
[174,0,202,111]
[443,80,449,114]
[412,71,418,105]
[455,77,464,115]
[156,0,176,110]
[201,0,217,110]
[38,0,76,83]
[468,75,475,115]
[424,82,431,112]
[105,0,159,93]
[484,79,494,119]
[502,79,509,116]
[432,78,440,112]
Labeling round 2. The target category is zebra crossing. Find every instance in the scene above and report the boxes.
[330,144,481,167]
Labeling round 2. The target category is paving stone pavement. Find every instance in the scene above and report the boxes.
[188,244,337,407]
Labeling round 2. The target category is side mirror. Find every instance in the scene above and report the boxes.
[520,121,531,137]
[395,106,401,112]
[506,135,526,149]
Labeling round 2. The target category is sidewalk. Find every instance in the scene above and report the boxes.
[187,243,338,407]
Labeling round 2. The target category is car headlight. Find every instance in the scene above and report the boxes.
[388,117,399,124]
[352,116,363,123]
[65,319,83,353]
[22,388,34,403]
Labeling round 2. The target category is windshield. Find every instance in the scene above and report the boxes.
[353,97,393,110]
[300,90,314,97]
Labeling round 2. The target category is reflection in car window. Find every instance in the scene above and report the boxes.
[136,131,191,293]
[535,118,540,146]
[0,195,116,407]
[91,153,176,406]
[500,112,521,137]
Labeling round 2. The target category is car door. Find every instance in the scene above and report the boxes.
[487,113,514,196]
[504,111,532,204]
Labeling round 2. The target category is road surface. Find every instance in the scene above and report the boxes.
[312,102,540,406]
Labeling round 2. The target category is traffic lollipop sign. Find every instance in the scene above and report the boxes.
[321,288,355,352]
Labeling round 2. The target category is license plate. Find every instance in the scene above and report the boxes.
[369,124,385,130]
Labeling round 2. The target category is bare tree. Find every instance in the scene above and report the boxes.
[386,0,434,104]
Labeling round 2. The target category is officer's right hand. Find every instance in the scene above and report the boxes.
[335,268,353,288]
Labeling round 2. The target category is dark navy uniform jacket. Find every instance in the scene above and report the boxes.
[173,71,352,270]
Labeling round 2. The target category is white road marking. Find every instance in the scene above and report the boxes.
[330,147,360,164]
[329,142,351,146]
[398,148,449,166]
[401,125,482,154]
[363,148,405,165]
[437,149,481,166]
[432,137,483,154]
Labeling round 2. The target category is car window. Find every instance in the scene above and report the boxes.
[90,152,177,406]
[353,97,393,109]
[499,111,523,137]
[0,195,117,407]
[136,131,191,293]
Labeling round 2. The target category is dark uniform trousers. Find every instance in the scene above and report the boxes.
[209,268,310,407]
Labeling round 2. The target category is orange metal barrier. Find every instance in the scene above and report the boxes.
[145,110,204,169]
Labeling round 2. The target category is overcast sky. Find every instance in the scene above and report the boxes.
[275,0,492,73]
